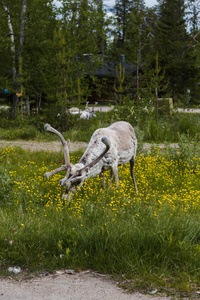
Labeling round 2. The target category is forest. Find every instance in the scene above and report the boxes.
[0,0,200,118]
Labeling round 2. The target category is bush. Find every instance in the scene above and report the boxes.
[1,102,200,144]
[178,113,200,139]
[0,126,38,140]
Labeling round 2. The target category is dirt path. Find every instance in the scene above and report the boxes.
[0,140,179,152]
[0,271,172,300]
[0,140,88,152]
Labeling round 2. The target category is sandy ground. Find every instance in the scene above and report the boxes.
[0,140,88,152]
[176,108,200,113]
[0,140,179,153]
[0,271,172,300]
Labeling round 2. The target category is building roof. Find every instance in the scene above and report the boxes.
[91,61,137,77]
[84,54,139,77]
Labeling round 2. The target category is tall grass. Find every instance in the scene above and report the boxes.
[142,113,200,142]
[1,110,200,143]
[1,145,200,295]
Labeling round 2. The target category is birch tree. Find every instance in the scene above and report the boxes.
[0,0,56,116]
[1,0,27,116]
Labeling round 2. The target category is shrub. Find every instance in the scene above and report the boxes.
[0,126,37,140]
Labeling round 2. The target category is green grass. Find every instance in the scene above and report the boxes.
[0,112,109,142]
[1,146,200,296]
[1,109,200,143]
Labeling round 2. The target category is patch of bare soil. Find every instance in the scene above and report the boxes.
[0,271,172,300]
[0,140,179,153]
[0,140,88,152]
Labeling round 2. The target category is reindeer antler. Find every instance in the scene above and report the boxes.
[59,137,111,187]
[44,124,71,167]
[44,124,71,179]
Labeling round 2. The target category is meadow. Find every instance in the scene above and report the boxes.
[1,143,200,296]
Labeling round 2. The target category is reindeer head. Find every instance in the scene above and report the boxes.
[44,124,110,200]
[59,163,88,199]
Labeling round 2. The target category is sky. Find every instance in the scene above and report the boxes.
[144,0,158,6]
[103,0,158,7]
[54,0,158,8]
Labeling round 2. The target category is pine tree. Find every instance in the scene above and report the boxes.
[156,0,199,102]
[110,0,155,99]
[110,0,147,60]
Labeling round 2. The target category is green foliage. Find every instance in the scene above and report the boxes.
[107,99,200,143]
[143,113,200,142]
[42,1,106,108]
[0,126,37,140]
[0,167,14,207]
[146,52,170,103]
[114,63,126,105]
[2,108,200,144]
[0,0,200,114]
[154,0,200,102]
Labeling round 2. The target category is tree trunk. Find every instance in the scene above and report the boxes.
[12,94,19,117]
[136,48,139,101]
[36,93,42,113]
[18,0,27,57]
[25,94,30,114]
[2,0,27,118]
[1,2,16,80]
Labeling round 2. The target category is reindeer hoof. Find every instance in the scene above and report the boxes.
[62,193,71,201]
[60,178,68,186]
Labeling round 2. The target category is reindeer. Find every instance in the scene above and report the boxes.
[44,121,137,199]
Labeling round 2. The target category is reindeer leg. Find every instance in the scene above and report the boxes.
[108,169,113,188]
[99,172,105,189]
[59,167,71,186]
[112,165,119,188]
[130,157,138,191]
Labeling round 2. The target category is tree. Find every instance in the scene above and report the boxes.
[110,0,156,99]
[109,0,147,58]
[155,0,199,102]
[1,0,27,116]
[125,0,146,98]
[0,0,56,116]
[43,0,108,106]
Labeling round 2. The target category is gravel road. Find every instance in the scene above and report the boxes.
[0,140,179,153]
[0,271,172,300]
[0,140,88,152]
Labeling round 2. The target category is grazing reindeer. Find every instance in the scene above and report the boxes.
[44,121,137,199]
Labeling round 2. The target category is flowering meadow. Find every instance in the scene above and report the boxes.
[1,145,200,293]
